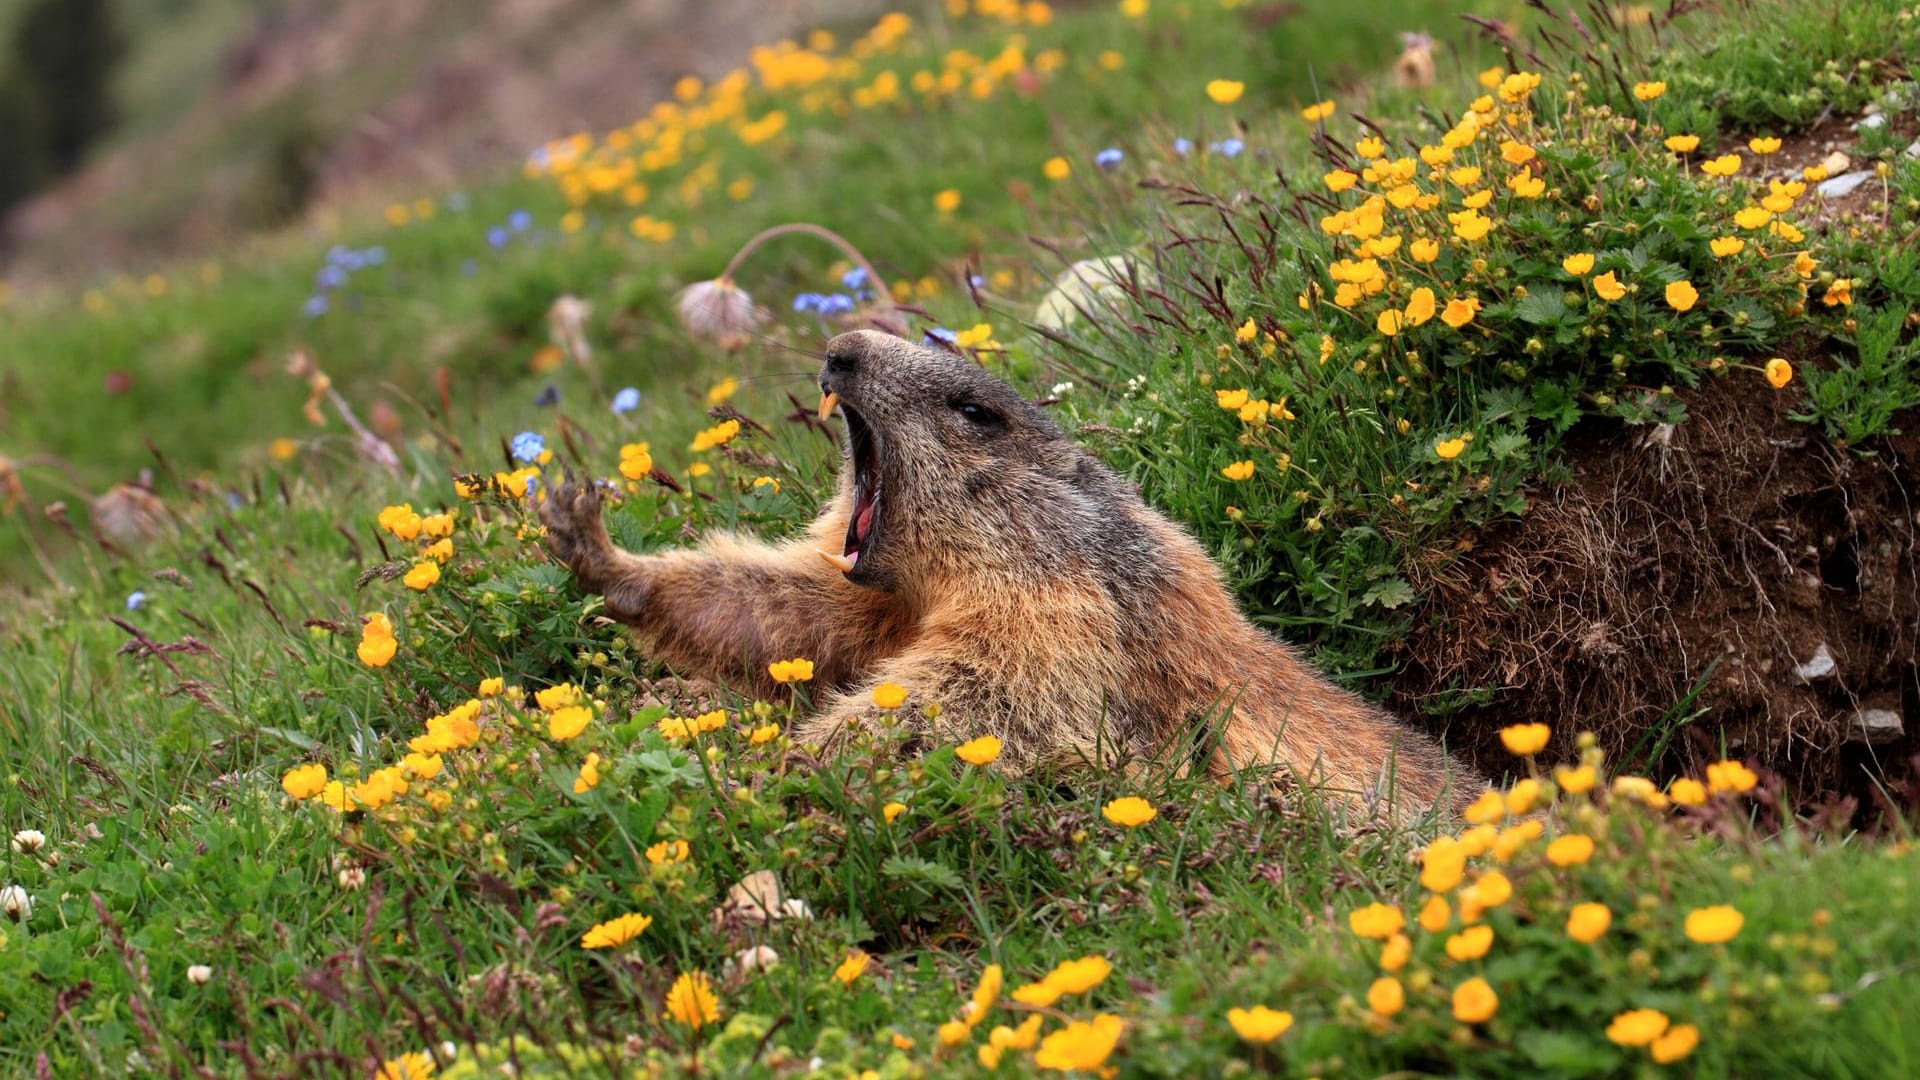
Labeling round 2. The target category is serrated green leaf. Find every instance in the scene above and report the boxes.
[1360,578,1416,610]
[881,856,965,892]
[1515,291,1569,325]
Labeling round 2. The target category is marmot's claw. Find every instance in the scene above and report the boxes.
[539,474,613,589]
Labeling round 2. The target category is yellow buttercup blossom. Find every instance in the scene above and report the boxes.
[1405,287,1437,325]
[1464,789,1506,825]
[1410,238,1441,263]
[872,681,909,709]
[1441,296,1480,328]
[1376,309,1405,337]
[1235,317,1259,342]
[1733,206,1773,230]
[1299,99,1335,122]
[1033,1014,1124,1071]
[281,763,328,800]
[1379,932,1411,972]
[1451,977,1498,1023]
[1555,764,1597,794]
[646,839,690,865]
[1706,759,1758,793]
[1592,271,1627,301]
[1562,253,1595,276]
[1665,279,1699,312]
[1221,460,1255,481]
[1435,437,1466,460]
[1668,777,1707,806]
[1206,79,1245,104]
[1043,156,1071,181]
[1368,976,1404,1017]
[1632,80,1666,100]
[1445,924,1494,961]
[1652,1024,1701,1063]
[547,705,592,741]
[1499,139,1535,165]
[1225,1006,1293,1043]
[1505,778,1542,816]
[1685,904,1744,943]
[934,188,963,213]
[1500,723,1550,754]
[1664,134,1700,153]
[1323,169,1359,193]
[883,801,907,822]
[750,723,780,745]
[1419,894,1452,932]
[956,735,1002,765]
[1749,136,1782,154]
[403,561,440,591]
[1215,388,1250,410]
[1546,834,1595,866]
[1710,236,1745,258]
[423,539,453,563]
[581,912,653,949]
[1450,211,1492,241]
[1700,154,1741,177]
[768,657,816,683]
[690,419,741,452]
[1606,1008,1671,1047]
[1102,796,1157,828]
[1567,902,1612,942]
[1348,902,1405,940]
[1765,358,1793,388]
[573,752,601,794]
[1422,836,1467,892]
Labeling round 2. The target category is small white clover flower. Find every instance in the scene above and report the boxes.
[187,965,213,985]
[10,829,46,855]
[1,884,30,922]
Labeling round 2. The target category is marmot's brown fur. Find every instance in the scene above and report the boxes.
[541,329,1472,817]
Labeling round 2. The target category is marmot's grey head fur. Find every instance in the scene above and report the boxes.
[817,329,1163,599]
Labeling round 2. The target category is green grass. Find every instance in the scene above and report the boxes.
[3,0,1920,1075]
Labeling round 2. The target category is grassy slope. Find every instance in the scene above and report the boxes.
[3,0,1919,1076]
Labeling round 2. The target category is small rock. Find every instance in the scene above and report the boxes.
[1906,140,1920,160]
[1851,708,1905,745]
[1820,150,1852,175]
[1794,643,1837,683]
[1854,113,1887,131]
[1817,170,1876,199]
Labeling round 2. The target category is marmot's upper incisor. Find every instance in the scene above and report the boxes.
[541,329,1469,816]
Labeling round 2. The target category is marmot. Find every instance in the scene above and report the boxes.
[541,329,1471,817]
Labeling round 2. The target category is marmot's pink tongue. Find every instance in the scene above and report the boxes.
[854,500,876,543]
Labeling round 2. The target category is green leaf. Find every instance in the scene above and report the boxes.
[1360,578,1416,610]
[1514,291,1569,326]
[1516,1030,1618,1075]
[881,856,964,893]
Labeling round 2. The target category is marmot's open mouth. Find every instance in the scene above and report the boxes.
[839,405,882,573]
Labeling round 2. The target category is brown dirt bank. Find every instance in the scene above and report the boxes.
[1393,380,1918,806]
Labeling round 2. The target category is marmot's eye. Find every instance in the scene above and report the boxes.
[951,401,999,426]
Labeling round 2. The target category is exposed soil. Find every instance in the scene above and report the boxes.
[1393,380,1919,802]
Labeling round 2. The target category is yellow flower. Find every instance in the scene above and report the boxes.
[403,561,440,591]
[573,752,601,794]
[665,971,721,1029]
[1701,154,1741,178]
[281,763,328,800]
[1235,317,1259,343]
[768,657,816,684]
[379,504,424,540]
[1822,278,1853,307]
[690,419,741,452]
[1803,164,1829,182]
[883,801,907,823]
[1546,834,1595,866]
[1435,437,1466,460]
[1463,789,1506,825]
[1221,460,1256,481]
[357,613,397,667]
[618,443,654,480]
[1367,977,1404,1017]
[1421,837,1467,893]
[1665,279,1699,312]
[1592,271,1627,301]
[937,1020,972,1047]
[1505,778,1542,816]
[1669,777,1708,806]
[1043,156,1071,181]
[1034,1014,1125,1071]
[1410,238,1441,263]
[1499,139,1535,165]
[270,437,299,462]
[1492,820,1541,863]
[581,912,653,949]
[423,539,453,563]
[1632,80,1666,100]
[1710,236,1746,258]
[1561,253,1596,276]
[956,735,1003,766]
[1685,904,1744,944]
[1733,206,1773,230]
[1445,924,1494,961]
[1665,134,1700,153]
[1607,1008,1671,1047]
[1324,169,1359,193]
[1348,902,1405,940]
[1652,1023,1701,1063]
[1376,309,1405,337]
[1497,724,1548,756]
[1441,296,1480,328]
[646,839,690,864]
[1450,211,1493,241]
[1468,870,1513,909]
[1299,99,1335,123]
[547,705,592,741]
[1206,79,1245,105]
[1379,933,1411,972]
[1765,358,1793,389]
[834,950,871,986]
[1567,901,1612,942]
[1749,136,1782,154]
[750,723,780,745]
[1705,759,1758,794]
[1451,977,1498,1024]
[1419,894,1452,931]
[872,681,909,709]
[1555,764,1596,794]
[1478,66,1505,89]
[934,189,962,213]
[1102,796,1157,828]
[1215,388,1250,410]
[375,1053,436,1080]
[419,512,454,539]
[1225,1005,1293,1043]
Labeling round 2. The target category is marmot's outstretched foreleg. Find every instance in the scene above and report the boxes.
[540,479,913,696]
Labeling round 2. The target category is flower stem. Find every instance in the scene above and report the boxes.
[717,223,895,309]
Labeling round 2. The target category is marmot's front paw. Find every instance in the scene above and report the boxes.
[539,475,616,590]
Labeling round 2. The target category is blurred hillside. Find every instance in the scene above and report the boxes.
[0,0,884,278]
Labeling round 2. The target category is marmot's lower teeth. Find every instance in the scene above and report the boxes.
[817,549,857,573]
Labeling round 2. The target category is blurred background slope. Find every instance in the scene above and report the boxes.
[0,0,888,277]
